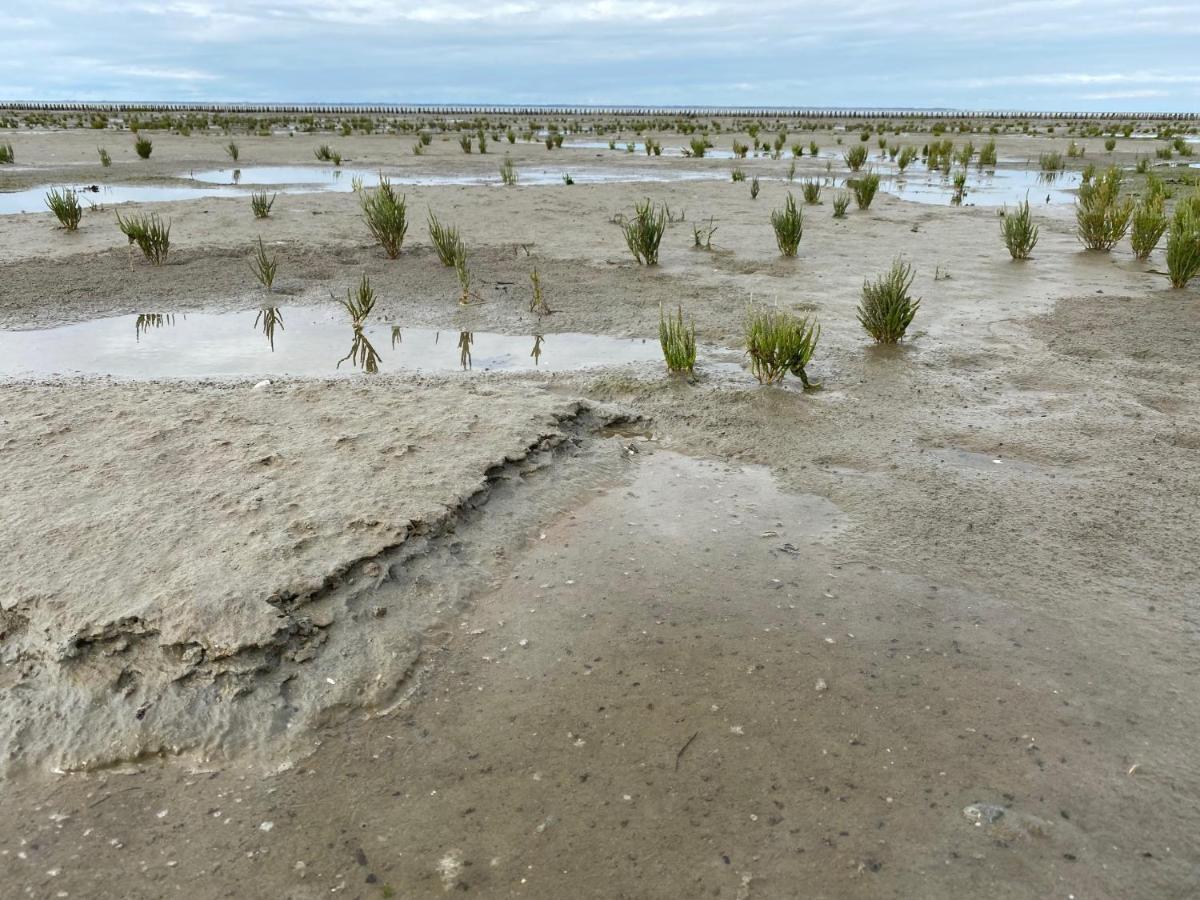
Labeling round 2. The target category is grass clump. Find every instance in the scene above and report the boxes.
[98,147,111,167]
[116,211,171,265]
[1039,151,1064,172]
[1075,166,1133,251]
[770,192,804,257]
[1166,197,1200,288]
[832,192,850,217]
[1130,194,1168,261]
[45,188,83,231]
[844,144,868,171]
[427,209,465,267]
[801,178,822,204]
[1105,137,1117,152]
[361,176,408,258]
[529,267,550,314]
[978,140,997,169]
[858,258,920,343]
[314,144,341,165]
[249,237,278,291]
[688,136,710,158]
[225,141,239,162]
[1000,197,1039,260]
[338,273,377,323]
[896,145,918,172]
[499,154,517,185]
[458,134,472,153]
[0,142,13,164]
[134,136,153,159]
[750,175,760,200]
[850,171,880,209]
[250,191,276,219]
[731,167,746,182]
[621,199,667,265]
[659,305,697,374]
[744,306,820,387]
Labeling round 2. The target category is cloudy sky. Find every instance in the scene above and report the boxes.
[3,1,1198,111]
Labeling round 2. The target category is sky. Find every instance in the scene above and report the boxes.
[2,1,1198,112]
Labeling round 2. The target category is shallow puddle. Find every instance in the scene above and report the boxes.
[883,167,1081,206]
[0,306,660,378]
[0,165,724,214]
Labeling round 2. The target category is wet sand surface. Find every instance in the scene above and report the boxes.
[1,122,1199,898]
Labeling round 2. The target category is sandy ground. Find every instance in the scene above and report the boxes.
[1,123,1199,898]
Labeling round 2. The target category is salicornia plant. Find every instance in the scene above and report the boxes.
[45,188,82,231]
[744,306,820,387]
[1075,165,1133,251]
[361,175,408,258]
[251,191,276,219]
[1130,194,1168,261]
[1000,197,1039,260]
[858,258,920,343]
[249,237,278,291]
[659,305,697,374]
[622,199,667,265]
[770,192,804,257]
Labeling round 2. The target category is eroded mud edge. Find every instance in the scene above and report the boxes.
[0,401,640,779]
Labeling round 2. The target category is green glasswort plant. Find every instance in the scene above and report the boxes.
[0,142,14,164]
[744,306,820,387]
[832,191,850,218]
[1075,166,1133,251]
[499,154,518,185]
[337,273,377,323]
[801,178,822,204]
[850,172,880,210]
[1130,194,1168,261]
[858,258,920,343]
[896,145,918,173]
[361,176,408,258]
[844,144,868,171]
[529,267,551,314]
[1000,197,1039,260]
[977,140,997,169]
[731,167,746,182]
[314,144,341,164]
[459,134,473,153]
[750,175,760,200]
[249,237,278,291]
[45,188,82,231]
[427,209,464,267]
[116,211,170,265]
[97,147,111,167]
[659,305,697,374]
[622,199,667,265]
[251,191,276,219]
[770,192,804,257]
[226,141,240,162]
[134,136,153,159]
[1166,197,1200,288]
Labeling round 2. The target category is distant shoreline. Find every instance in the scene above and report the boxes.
[2,102,1197,119]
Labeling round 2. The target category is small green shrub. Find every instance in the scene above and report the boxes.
[459,134,472,153]
[692,216,717,250]
[732,140,749,158]
[858,258,920,343]
[1038,151,1064,172]
[750,175,760,200]
[361,176,408,258]
[770,192,804,257]
[0,142,14,164]
[744,307,820,387]
[801,178,822,204]
[45,188,83,231]
[1130,195,1167,260]
[249,237,278,291]
[1105,137,1117,152]
[1075,166,1133,251]
[659,305,697,374]
[427,209,465,267]
[225,141,239,162]
[688,136,710,158]
[251,191,276,219]
[622,199,667,265]
[314,144,341,164]
[844,144,868,171]
[338,273,377,323]
[1000,197,1039,259]
[896,146,918,172]
[499,154,517,185]
[832,192,850,217]
[850,171,880,209]
[978,140,997,169]
[97,147,111,167]
[134,136,153,159]
[116,211,170,265]
[1166,198,1200,288]
[731,167,746,182]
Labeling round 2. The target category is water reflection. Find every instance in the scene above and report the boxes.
[0,306,662,378]
[135,314,175,340]
[458,331,473,370]
[337,326,382,374]
[232,169,242,184]
[255,307,284,351]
